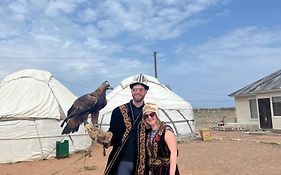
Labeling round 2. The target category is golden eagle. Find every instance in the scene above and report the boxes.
[61,81,113,134]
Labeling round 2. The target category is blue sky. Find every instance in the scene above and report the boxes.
[0,0,280,108]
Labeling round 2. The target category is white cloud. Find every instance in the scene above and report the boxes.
[31,33,60,42]
[169,26,281,89]
[0,0,225,85]
[77,8,98,23]
[188,26,281,60]
[62,41,71,48]
[0,0,222,41]
[127,45,150,55]
[96,19,122,38]
[84,38,107,49]
[90,0,222,39]
[45,1,77,17]
[0,0,242,107]
[8,1,28,14]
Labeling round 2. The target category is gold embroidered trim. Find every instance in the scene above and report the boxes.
[104,104,132,175]
[137,122,146,175]
[120,104,132,143]
[148,157,170,167]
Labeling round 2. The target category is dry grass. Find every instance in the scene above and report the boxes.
[193,108,236,130]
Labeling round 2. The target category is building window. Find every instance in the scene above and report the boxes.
[272,96,281,116]
[249,99,258,119]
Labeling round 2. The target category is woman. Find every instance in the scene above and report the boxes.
[142,103,180,175]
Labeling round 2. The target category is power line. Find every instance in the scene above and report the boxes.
[55,77,93,90]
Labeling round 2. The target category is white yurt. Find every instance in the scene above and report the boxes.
[99,74,195,136]
[0,69,91,163]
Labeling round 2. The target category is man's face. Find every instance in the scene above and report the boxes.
[131,84,147,102]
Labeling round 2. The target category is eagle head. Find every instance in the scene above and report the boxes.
[104,81,113,90]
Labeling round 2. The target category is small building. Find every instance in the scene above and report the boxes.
[229,69,281,129]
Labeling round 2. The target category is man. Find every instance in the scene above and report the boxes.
[102,74,149,175]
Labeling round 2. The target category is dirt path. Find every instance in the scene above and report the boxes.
[179,131,281,175]
[1,131,281,175]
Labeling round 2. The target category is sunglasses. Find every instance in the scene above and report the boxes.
[143,112,156,119]
[132,88,145,92]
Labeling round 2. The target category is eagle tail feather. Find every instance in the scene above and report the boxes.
[60,119,67,127]
[61,125,80,135]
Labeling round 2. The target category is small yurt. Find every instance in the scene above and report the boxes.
[99,74,195,136]
[0,69,91,163]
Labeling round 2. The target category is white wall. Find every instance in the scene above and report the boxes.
[235,96,258,125]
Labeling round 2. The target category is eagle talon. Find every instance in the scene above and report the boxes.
[85,124,100,141]
[84,123,94,132]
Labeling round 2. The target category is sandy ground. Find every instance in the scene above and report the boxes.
[1,130,281,175]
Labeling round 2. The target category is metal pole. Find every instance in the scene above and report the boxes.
[154,51,158,78]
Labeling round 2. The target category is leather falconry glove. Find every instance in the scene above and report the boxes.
[97,131,113,148]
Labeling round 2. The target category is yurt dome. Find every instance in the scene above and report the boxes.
[0,69,91,163]
[99,74,195,136]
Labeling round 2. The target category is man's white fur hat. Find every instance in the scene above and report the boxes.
[129,73,149,90]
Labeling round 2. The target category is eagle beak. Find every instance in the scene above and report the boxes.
[107,85,113,90]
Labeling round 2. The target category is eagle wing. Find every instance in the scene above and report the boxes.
[61,94,98,134]
[89,94,107,126]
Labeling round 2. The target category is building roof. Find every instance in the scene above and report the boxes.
[229,69,281,97]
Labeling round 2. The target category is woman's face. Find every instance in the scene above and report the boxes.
[143,111,157,127]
